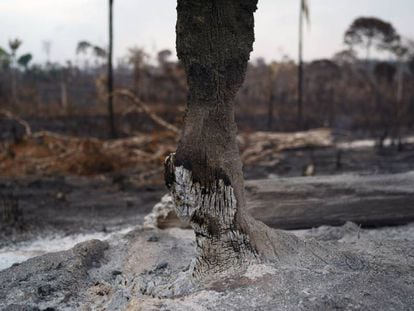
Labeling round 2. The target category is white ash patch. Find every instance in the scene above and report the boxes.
[337,135,414,150]
[0,226,134,271]
[143,194,174,228]
[168,290,223,310]
[292,221,414,243]
[127,290,223,311]
[143,194,189,229]
[244,263,277,280]
[292,221,360,241]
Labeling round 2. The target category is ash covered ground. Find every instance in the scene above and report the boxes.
[1,139,414,310]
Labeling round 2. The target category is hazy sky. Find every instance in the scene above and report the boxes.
[1,0,413,64]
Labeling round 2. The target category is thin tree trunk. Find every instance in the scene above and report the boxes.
[11,69,18,106]
[366,37,372,62]
[267,93,274,131]
[11,52,18,106]
[297,0,304,130]
[166,0,301,278]
[107,0,116,138]
[60,72,68,113]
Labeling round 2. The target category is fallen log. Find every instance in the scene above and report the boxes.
[239,128,332,165]
[246,171,414,229]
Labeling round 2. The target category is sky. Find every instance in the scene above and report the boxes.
[1,0,413,65]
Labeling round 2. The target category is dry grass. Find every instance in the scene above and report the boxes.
[0,130,177,185]
[0,128,332,186]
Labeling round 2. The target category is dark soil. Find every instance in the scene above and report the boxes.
[1,135,414,248]
[0,174,165,247]
[244,143,414,179]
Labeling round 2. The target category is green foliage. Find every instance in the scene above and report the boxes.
[0,46,11,69]
[1,39,33,71]
[17,53,33,68]
[0,46,10,57]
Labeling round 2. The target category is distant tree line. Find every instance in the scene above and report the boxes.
[0,16,413,144]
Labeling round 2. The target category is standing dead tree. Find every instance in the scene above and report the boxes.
[164,0,334,280]
[107,0,116,138]
[297,0,310,130]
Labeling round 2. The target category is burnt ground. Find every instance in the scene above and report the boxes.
[1,141,414,249]
[0,140,414,310]
[0,174,165,248]
[244,142,414,179]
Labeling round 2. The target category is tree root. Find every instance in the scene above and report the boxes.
[162,153,366,289]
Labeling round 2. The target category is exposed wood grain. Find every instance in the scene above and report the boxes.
[246,172,414,229]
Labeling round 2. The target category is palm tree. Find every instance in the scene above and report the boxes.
[107,0,116,138]
[297,0,310,129]
[76,41,107,63]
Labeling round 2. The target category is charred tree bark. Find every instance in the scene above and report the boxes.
[166,0,300,278]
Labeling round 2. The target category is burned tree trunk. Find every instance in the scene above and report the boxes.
[165,0,301,278]
[107,0,116,138]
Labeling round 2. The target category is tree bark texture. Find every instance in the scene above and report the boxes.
[166,0,301,278]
